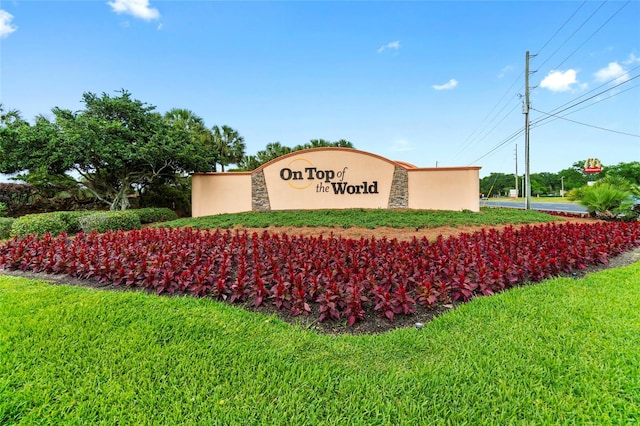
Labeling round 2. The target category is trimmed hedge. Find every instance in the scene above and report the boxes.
[0,217,15,239]
[10,211,96,237]
[79,211,141,233]
[135,207,178,224]
[9,208,177,237]
[11,213,68,237]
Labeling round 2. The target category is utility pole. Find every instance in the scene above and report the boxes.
[514,144,518,197]
[523,51,532,210]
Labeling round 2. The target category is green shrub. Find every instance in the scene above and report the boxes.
[58,211,97,233]
[572,183,629,219]
[0,202,7,217]
[133,207,178,224]
[0,217,15,239]
[568,176,639,220]
[11,213,68,237]
[79,211,141,233]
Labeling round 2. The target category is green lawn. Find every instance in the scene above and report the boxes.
[161,207,559,230]
[2,262,639,424]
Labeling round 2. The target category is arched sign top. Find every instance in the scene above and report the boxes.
[253,147,408,172]
[584,158,602,173]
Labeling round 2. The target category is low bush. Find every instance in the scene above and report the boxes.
[10,211,98,237]
[10,213,68,237]
[133,208,178,224]
[57,211,96,233]
[79,211,141,233]
[0,218,14,239]
[568,176,639,220]
[8,209,172,237]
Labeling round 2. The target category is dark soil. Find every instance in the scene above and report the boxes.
[3,218,639,336]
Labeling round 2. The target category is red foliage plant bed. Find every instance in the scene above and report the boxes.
[538,210,591,219]
[1,222,639,327]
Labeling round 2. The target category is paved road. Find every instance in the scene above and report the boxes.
[482,199,588,214]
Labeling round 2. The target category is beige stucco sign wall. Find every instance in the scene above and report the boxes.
[192,148,481,217]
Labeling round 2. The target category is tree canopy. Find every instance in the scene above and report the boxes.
[236,139,355,171]
[1,91,221,210]
[479,159,639,197]
[603,161,640,185]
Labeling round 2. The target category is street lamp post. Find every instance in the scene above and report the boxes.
[561,176,565,197]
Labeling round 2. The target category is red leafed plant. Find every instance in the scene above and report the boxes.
[249,270,269,308]
[317,279,343,322]
[290,273,311,316]
[372,284,395,322]
[269,271,291,312]
[344,279,368,326]
[415,281,439,309]
[390,281,416,316]
[0,221,638,326]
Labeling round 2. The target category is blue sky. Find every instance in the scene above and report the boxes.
[1,0,638,179]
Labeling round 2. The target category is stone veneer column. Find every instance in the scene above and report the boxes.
[251,170,271,212]
[387,166,409,209]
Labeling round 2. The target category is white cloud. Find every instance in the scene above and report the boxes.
[497,65,514,79]
[594,62,628,85]
[539,69,578,92]
[432,79,458,91]
[107,0,160,21]
[623,53,640,65]
[377,40,400,53]
[0,10,17,38]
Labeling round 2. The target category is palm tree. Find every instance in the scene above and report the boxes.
[333,139,354,148]
[237,155,261,171]
[255,142,292,165]
[0,104,24,127]
[164,108,216,171]
[293,138,355,151]
[164,108,212,146]
[212,125,246,172]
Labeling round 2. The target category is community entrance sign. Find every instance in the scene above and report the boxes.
[192,148,481,216]
[279,164,378,195]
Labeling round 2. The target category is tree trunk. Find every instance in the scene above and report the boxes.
[110,185,131,211]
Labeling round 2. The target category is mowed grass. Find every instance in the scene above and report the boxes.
[1,262,639,425]
[161,207,558,229]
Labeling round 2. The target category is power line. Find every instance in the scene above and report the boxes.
[466,69,639,168]
[456,0,606,164]
[454,1,601,163]
[531,107,640,138]
[549,0,631,73]
[533,0,592,70]
[533,73,640,126]
[456,1,635,168]
[466,127,525,165]
[540,65,640,117]
[454,72,523,159]
[456,101,522,159]
[541,83,639,119]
